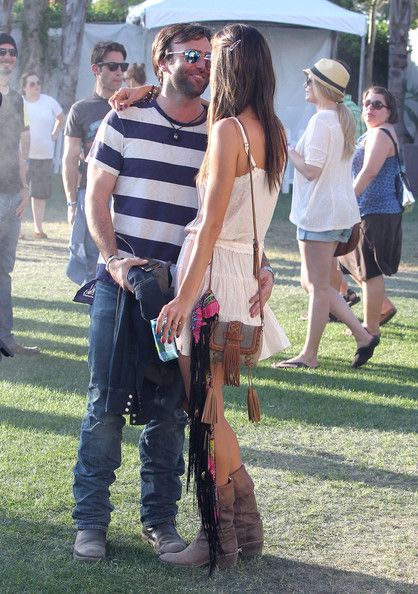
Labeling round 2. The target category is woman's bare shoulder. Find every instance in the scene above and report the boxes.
[211,117,242,144]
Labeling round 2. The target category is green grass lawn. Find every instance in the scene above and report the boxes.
[1,177,417,594]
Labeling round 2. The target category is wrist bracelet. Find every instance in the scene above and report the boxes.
[105,255,122,272]
[262,265,275,278]
[22,184,29,190]
[145,85,159,103]
[67,201,77,207]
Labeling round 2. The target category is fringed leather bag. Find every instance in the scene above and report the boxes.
[207,119,264,423]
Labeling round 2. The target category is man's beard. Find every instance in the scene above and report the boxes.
[172,67,209,98]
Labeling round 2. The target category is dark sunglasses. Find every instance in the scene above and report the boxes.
[96,61,129,72]
[28,81,41,87]
[166,49,211,64]
[0,48,18,57]
[304,78,313,86]
[363,99,388,110]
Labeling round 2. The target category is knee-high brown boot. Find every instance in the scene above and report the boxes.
[230,465,263,557]
[159,479,238,569]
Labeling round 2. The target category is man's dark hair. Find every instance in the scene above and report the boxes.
[152,23,212,83]
[91,41,127,65]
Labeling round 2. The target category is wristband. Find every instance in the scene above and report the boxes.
[105,255,122,272]
[67,201,77,207]
[21,184,29,190]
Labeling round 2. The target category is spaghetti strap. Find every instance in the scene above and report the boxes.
[231,117,257,168]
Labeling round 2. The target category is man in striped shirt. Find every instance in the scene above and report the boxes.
[72,23,212,563]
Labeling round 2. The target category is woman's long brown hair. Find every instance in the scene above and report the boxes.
[197,24,287,192]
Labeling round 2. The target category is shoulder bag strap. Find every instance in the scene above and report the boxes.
[235,117,264,324]
[380,127,402,171]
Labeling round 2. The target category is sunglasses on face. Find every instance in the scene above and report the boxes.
[28,81,40,87]
[0,48,17,57]
[363,99,388,110]
[304,78,313,86]
[96,62,129,72]
[166,49,211,64]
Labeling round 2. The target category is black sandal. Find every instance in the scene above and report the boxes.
[351,335,380,368]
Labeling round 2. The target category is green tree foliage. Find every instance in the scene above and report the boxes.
[12,0,141,27]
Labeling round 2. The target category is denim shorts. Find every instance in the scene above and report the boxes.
[297,226,352,242]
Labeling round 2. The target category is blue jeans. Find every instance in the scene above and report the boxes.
[0,193,21,347]
[66,189,99,286]
[73,281,186,530]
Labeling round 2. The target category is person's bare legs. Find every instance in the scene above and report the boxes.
[345,269,394,320]
[329,287,378,347]
[330,257,344,292]
[283,240,336,367]
[211,363,242,486]
[362,275,385,336]
[178,355,241,486]
[31,197,46,235]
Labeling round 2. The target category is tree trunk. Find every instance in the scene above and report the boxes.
[365,0,386,89]
[388,0,414,144]
[57,0,89,114]
[20,0,49,79]
[0,0,14,34]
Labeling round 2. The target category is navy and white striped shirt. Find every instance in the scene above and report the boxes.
[87,100,208,278]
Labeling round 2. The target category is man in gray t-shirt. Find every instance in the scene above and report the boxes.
[62,41,127,285]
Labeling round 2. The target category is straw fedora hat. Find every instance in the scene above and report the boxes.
[303,58,349,98]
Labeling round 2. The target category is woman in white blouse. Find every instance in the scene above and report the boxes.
[22,72,64,238]
[275,59,379,369]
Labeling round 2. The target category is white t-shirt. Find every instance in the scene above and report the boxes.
[24,94,63,159]
[290,109,360,232]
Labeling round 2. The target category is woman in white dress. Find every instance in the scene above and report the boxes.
[155,24,289,571]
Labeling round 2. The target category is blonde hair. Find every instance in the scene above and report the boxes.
[312,80,356,160]
[197,24,287,191]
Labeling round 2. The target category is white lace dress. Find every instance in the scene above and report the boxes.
[176,119,290,360]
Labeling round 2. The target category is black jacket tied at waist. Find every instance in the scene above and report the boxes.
[105,264,184,425]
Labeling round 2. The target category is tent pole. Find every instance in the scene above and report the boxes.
[358,34,366,102]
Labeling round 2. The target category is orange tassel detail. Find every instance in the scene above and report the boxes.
[223,339,241,386]
[202,384,217,425]
[247,386,261,423]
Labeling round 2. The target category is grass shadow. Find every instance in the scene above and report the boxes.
[0,514,415,594]
[240,445,418,493]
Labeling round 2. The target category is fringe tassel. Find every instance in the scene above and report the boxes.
[188,290,222,575]
[201,383,217,425]
[247,368,261,422]
[223,339,241,386]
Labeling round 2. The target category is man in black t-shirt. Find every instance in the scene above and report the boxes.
[62,40,127,285]
[0,33,39,356]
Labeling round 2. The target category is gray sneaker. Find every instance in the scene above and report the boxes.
[73,529,106,562]
[142,520,187,554]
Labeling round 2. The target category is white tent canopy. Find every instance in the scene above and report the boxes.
[127,0,367,37]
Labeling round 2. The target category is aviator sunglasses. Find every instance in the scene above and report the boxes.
[0,48,18,57]
[363,99,388,110]
[96,61,129,72]
[165,49,211,64]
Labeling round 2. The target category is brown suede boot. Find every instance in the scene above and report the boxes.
[159,480,238,569]
[230,465,263,557]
